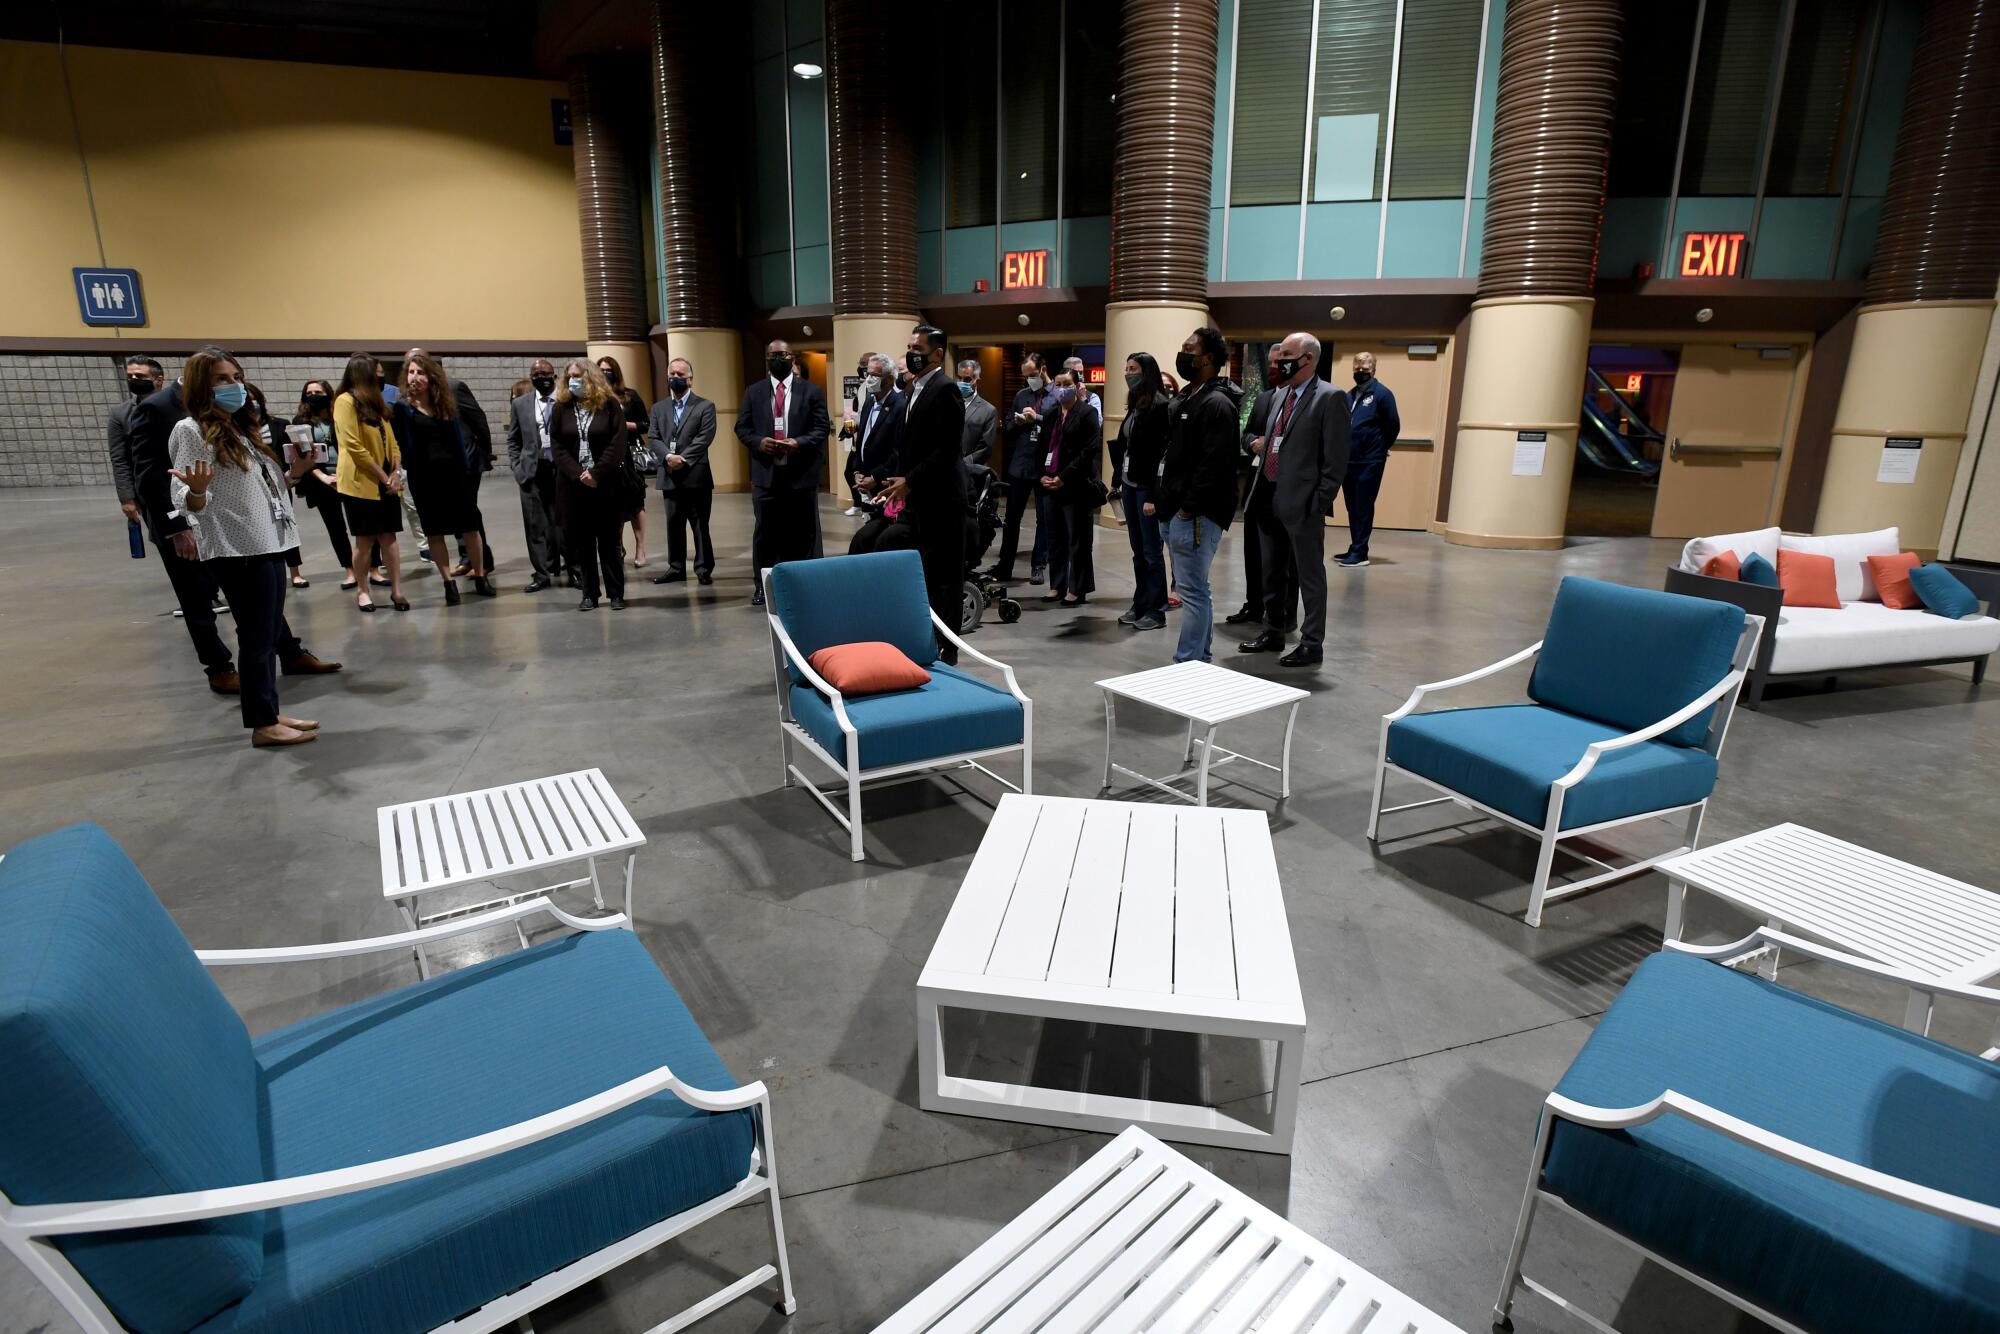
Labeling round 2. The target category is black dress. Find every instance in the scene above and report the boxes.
[395,404,481,536]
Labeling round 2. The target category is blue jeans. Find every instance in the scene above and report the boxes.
[1165,513,1223,662]
[1122,485,1166,618]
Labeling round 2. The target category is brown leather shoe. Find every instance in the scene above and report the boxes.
[251,724,317,748]
[281,652,343,675]
[208,670,241,695]
[276,714,320,731]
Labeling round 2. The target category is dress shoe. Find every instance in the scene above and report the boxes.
[281,653,342,675]
[1238,630,1286,654]
[565,571,582,589]
[276,714,319,731]
[443,579,462,606]
[525,575,552,592]
[449,562,472,577]
[578,596,598,611]
[1224,604,1262,625]
[751,589,766,607]
[1029,565,1046,585]
[609,597,626,611]
[653,570,686,584]
[697,571,713,586]
[1278,644,1323,667]
[251,724,316,748]
[472,576,498,597]
[208,670,241,695]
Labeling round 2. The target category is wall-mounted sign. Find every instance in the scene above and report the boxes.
[73,268,146,327]
[1002,249,1049,290]
[1877,436,1922,484]
[1512,430,1548,477]
[1624,373,1643,393]
[1679,231,1746,278]
[1086,366,1106,385]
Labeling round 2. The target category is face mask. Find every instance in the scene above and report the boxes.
[1025,374,1045,392]
[1272,355,1301,382]
[1175,351,1198,381]
[905,350,928,377]
[599,368,619,384]
[567,377,585,396]
[305,393,330,412]
[957,381,975,399]
[668,376,689,395]
[1353,368,1373,385]
[127,376,154,397]
[861,374,882,397]
[531,375,555,394]
[213,383,248,412]
[1124,372,1141,392]
[1052,386,1077,407]
[768,355,792,380]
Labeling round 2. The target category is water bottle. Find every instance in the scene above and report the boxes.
[127,517,145,559]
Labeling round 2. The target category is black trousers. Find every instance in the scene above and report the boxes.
[910,506,966,644]
[1238,473,1263,611]
[1342,447,1389,557]
[1249,490,1297,632]
[519,460,564,578]
[848,512,902,555]
[306,496,354,571]
[994,474,1050,575]
[663,487,715,575]
[1257,503,1327,646]
[208,553,289,728]
[561,483,625,600]
[155,536,233,675]
[1047,498,1097,597]
[459,467,495,569]
[751,488,819,574]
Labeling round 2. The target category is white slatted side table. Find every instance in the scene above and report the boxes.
[1659,822,2000,1041]
[917,794,1307,1153]
[1097,660,1308,806]
[378,768,644,977]
[876,1126,1466,1334]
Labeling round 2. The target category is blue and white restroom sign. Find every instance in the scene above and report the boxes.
[73,268,147,327]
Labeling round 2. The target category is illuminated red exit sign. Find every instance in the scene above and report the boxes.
[1086,366,1106,385]
[1679,231,1745,278]
[1003,250,1049,289]
[1624,373,1643,392]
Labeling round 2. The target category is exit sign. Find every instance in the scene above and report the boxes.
[1624,373,1643,392]
[1679,231,1745,278]
[1003,249,1049,289]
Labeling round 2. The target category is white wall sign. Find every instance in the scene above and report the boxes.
[1512,430,1548,477]
[1877,436,1921,484]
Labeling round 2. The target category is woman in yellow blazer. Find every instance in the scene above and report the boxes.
[334,352,409,611]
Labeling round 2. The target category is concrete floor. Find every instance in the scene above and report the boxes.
[3,485,1996,1334]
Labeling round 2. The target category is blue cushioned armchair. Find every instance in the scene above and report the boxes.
[1495,931,2000,1333]
[1368,577,1762,926]
[765,551,1032,862]
[0,824,796,1334]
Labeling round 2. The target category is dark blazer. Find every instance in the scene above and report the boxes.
[1004,385,1052,481]
[646,391,717,492]
[899,371,967,519]
[612,387,649,449]
[1043,400,1104,507]
[1120,396,1171,490]
[548,400,628,522]
[1241,387,1278,470]
[1155,378,1241,528]
[107,397,144,505]
[452,379,492,471]
[1248,377,1351,526]
[289,411,340,510]
[130,382,189,540]
[506,390,558,486]
[735,376,829,493]
[853,389,905,481]
[960,393,998,463]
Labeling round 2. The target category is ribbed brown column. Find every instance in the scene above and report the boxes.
[826,0,915,316]
[1864,0,2000,304]
[1476,0,1621,299]
[1109,0,1217,306]
[651,1,729,328]
[568,60,645,344]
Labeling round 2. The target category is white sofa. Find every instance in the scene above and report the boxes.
[1665,525,2000,707]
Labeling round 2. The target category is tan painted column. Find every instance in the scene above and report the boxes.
[1813,0,2000,548]
[1444,0,1620,548]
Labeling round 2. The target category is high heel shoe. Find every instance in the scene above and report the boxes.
[443,579,462,606]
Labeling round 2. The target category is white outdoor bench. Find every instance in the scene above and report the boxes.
[378,768,645,977]
[877,1125,1467,1332]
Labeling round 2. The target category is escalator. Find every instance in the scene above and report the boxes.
[1578,368,1664,477]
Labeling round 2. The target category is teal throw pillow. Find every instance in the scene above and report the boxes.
[1908,563,1981,620]
[1739,552,1779,588]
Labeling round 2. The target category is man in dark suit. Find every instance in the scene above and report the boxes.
[1226,346,1283,629]
[883,324,967,658]
[736,338,830,605]
[1238,333,1350,668]
[505,359,566,591]
[956,359,998,463]
[852,353,905,492]
[648,356,717,585]
[108,354,162,528]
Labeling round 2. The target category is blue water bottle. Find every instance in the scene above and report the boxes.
[127,517,145,559]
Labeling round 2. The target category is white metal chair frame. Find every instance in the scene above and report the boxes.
[765,568,1033,862]
[1493,930,2000,1334]
[1367,616,1763,927]
[0,898,797,1334]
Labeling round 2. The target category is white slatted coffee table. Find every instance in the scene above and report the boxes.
[1660,822,2000,1041]
[378,768,644,978]
[877,1126,1466,1333]
[1098,660,1308,806]
[917,794,1307,1153]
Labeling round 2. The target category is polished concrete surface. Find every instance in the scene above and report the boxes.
[3,485,1995,1334]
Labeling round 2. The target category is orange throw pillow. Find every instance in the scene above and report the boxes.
[1866,552,1923,609]
[1777,549,1841,608]
[1700,551,1741,580]
[808,641,932,695]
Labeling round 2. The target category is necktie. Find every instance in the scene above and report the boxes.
[1265,387,1299,481]
[773,380,786,434]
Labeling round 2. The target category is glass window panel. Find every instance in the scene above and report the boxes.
[1063,0,1118,218]
[1388,0,1482,200]
[1767,0,1869,196]
[1606,0,1700,196]
[950,20,998,226]
[1001,0,1061,222]
[1679,0,1784,196]
[1309,0,1395,202]
[1229,0,1312,206]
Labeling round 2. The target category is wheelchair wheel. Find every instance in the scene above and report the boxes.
[960,582,983,634]
[998,597,1023,624]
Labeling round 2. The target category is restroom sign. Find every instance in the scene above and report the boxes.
[1678,232,1745,279]
[73,268,147,327]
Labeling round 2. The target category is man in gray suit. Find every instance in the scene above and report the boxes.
[1237,332,1350,668]
[648,356,717,585]
[955,359,998,464]
[505,359,566,591]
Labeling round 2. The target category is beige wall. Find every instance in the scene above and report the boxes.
[0,40,584,343]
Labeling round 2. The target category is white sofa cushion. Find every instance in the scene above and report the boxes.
[1767,602,2000,675]
[1777,527,1900,602]
[1680,526,1780,575]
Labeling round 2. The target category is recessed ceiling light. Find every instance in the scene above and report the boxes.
[1019,171,1029,179]
[791,62,823,79]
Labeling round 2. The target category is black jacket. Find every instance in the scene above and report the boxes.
[735,376,830,493]
[1004,385,1054,482]
[1246,377,1352,526]
[1120,395,1171,490]
[130,382,189,539]
[854,389,906,481]
[452,379,492,471]
[290,411,340,510]
[1155,377,1242,528]
[1043,400,1104,506]
[900,371,967,519]
[549,401,629,521]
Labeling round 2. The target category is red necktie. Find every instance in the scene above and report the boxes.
[773,380,786,433]
[1265,387,1298,481]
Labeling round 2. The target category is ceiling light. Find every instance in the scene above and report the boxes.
[791,62,823,79]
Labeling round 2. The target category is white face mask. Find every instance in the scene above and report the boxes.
[862,374,882,397]
[1026,375,1044,392]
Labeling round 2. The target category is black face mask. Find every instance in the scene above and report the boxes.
[600,369,620,385]
[126,376,154,397]
[1175,350,1198,381]
[768,355,793,380]
[531,375,555,395]
[1271,356,1300,382]
[305,393,331,413]
[1353,368,1373,385]
[905,349,929,377]
[668,376,689,395]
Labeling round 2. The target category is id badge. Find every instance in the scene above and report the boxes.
[1045,450,1056,469]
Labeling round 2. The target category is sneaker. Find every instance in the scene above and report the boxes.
[1117,610,1139,626]
[844,506,861,517]
[1336,552,1371,569]
[1133,614,1166,630]
[419,549,434,563]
